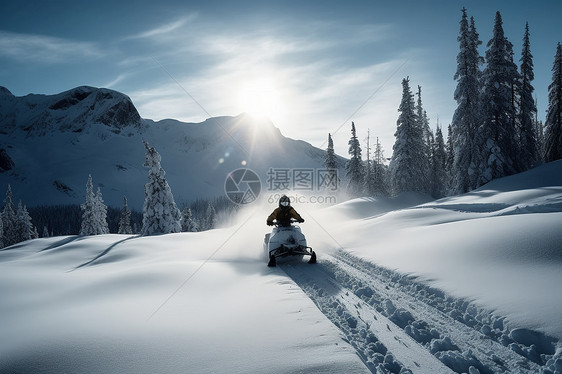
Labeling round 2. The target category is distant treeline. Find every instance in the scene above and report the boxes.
[28,195,239,237]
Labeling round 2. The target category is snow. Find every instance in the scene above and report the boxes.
[320,161,562,340]
[0,232,368,373]
[1,160,562,373]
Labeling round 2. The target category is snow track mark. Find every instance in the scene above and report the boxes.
[282,252,559,374]
[283,260,453,374]
[74,235,138,269]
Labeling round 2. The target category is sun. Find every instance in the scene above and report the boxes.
[237,78,281,119]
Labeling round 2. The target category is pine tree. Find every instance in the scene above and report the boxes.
[364,130,375,195]
[324,133,338,191]
[478,11,521,185]
[181,206,198,232]
[80,175,109,235]
[544,43,562,162]
[452,9,484,193]
[536,119,545,161]
[95,187,110,234]
[325,133,337,170]
[203,203,217,231]
[372,137,389,196]
[415,85,432,194]
[518,22,539,169]
[118,196,133,234]
[430,125,448,198]
[15,201,38,242]
[389,77,426,196]
[80,175,96,235]
[446,124,455,192]
[345,122,364,197]
[2,185,18,247]
[141,141,181,235]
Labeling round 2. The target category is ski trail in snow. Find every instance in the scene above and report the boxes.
[280,251,555,374]
[282,258,453,374]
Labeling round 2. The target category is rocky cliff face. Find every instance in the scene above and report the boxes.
[0,86,142,136]
[0,149,15,172]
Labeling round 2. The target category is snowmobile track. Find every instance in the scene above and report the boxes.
[281,251,557,374]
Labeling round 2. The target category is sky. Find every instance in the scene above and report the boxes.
[1,0,560,157]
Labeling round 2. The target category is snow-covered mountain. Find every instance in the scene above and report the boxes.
[0,86,339,209]
[1,160,561,373]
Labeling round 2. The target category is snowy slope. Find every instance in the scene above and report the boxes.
[0,86,342,209]
[318,160,562,339]
[1,161,561,373]
[0,232,369,374]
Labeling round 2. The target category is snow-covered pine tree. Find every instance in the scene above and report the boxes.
[446,124,455,192]
[141,141,181,235]
[536,119,545,162]
[478,11,521,185]
[345,122,364,197]
[80,175,96,235]
[80,175,109,235]
[118,196,133,234]
[415,85,432,194]
[95,187,110,234]
[204,203,217,231]
[430,125,448,198]
[325,133,337,170]
[364,130,375,195]
[518,22,539,170]
[389,77,426,196]
[544,43,562,162]
[181,206,198,232]
[324,133,338,191]
[372,137,389,196]
[15,201,39,242]
[451,8,484,193]
[2,185,18,247]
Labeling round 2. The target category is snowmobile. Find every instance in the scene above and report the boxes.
[264,219,316,267]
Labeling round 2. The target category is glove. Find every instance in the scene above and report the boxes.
[267,220,274,226]
[297,218,304,223]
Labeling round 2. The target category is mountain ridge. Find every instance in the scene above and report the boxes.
[0,86,343,209]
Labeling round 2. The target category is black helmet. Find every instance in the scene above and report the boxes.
[279,195,290,207]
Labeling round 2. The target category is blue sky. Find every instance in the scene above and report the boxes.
[1,1,560,156]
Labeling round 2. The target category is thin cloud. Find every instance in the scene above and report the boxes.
[0,31,104,63]
[186,20,393,60]
[122,14,198,41]
[103,73,129,89]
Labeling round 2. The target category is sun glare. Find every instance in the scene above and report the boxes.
[237,78,281,119]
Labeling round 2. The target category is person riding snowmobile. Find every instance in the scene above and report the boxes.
[266,195,304,227]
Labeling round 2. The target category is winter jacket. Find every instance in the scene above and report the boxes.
[267,206,303,227]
